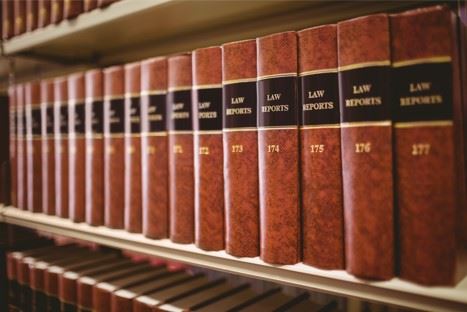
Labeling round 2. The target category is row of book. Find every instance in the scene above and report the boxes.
[1,0,119,39]
[7,244,337,312]
[7,5,466,286]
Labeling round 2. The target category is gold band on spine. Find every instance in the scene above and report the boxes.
[141,132,168,137]
[341,120,391,127]
[257,72,297,81]
[392,56,451,68]
[103,133,125,138]
[85,96,104,102]
[300,124,340,129]
[168,86,191,92]
[222,77,257,85]
[140,90,167,96]
[85,134,104,139]
[223,127,257,132]
[103,95,124,101]
[258,125,298,131]
[338,60,390,72]
[168,130,193,135]
[394,120,453,128]
[299,68,338,77]
[194,130,222,135]
[124,92,141,98]
[193,84,222,90]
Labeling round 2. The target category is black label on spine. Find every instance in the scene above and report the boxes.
[32,107,42,135]
[339,66,391,123]
[300,73,339,125]
[108,98,124,134]
[257,76,298,127]
[142,94,166,132]
[223,82,256,128]
[89,100,103,134]
[393,62,452,122]
[60,105,68,134]
[167,90,192,131]
[128,96,141,133]
[194,88,222,131]
[73,103,85,134]
[46,106,54,135]
[10,109,16,137]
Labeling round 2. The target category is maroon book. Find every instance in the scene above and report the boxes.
[50,0,63,24]
[391,5,467,285]
[37,0,51,28]
[2,0,14,39]
[41,79,55,215]
[192,46,224,251]
[256,31,300,264]
[97,0,118,8]
[141,57,169,239]
[297,25,344,269]
[168,54,194,244]
[222,39,259,258]
[9,86,18,207]
[337,14,394,280]
[16,84,26,210]
[14,0,26,36]
[64,0,83,19]
[25,0,37,31]
[84,0,98,12]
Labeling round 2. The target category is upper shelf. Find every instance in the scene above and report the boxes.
[1,206,466,312]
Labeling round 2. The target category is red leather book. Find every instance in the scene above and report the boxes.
[391,5,467,285]
[337,14,394,280]
[124,62,142,233]
[2,0,14,39]
[50,0,63,24]
[84,0,98,12]
[256,31,300,264]
[85,69,104,226]
[25,81,42,213]
[168,53,194,244]
[68,73,86,222]
[192,46,224,251]
[54,77,69,218]
[14,0,26,36]
[37,0,51,28]
[222,39,259,257]
[141,57,168,239]
[64,0,83,19]
[104,66,125,229]
[97,0,118,8]
[25,0,37,31]
[16,84,26,210]
[297,25,344,269]
[9,86,18,207]
[41,79,55,215]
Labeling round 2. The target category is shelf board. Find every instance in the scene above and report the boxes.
[1,206,466,312]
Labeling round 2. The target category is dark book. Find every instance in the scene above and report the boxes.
[84,0,98,12]
[85,69,104,226]
[50,0,63,24]
[391,5,467,285]
[25,0,37,31]
[9,86,18,207]
[103,66,125,229]
[297,25,344,269]
[192,46,224,251]
[140,57,169,239]
[2,0,14,39]
[256,31,300,264]
[37,0,51,28]
[63,0,83,19]
[16,84,26,210]
[167,53,194,244]
[337,14,394,280]
[14,0,26,36]
[124,62,142,233]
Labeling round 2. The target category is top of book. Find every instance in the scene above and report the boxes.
[257,31,297,78]
[68,72,85,102]
[141,57,167,92]
[193,46,222,86]
[124,61,141,95]
[222,39,257,82]
[168,53,192,90]
[104,65,124,97]
[40,79,54,104]
[85,69,104,99]
[298,24,337,74]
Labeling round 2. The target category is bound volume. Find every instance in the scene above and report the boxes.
[26,0,38,32]
[14,0,26,36]
[2,0,14,39]
[38,0,51,28]
[16,84,26,210]
[41,80,55,215]
[9,87,17,207]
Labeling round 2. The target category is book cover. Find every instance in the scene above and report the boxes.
[14,0,26,36]
[37,0,51,28]
[192,46,224,251]
[16,84,26,210]
[25,0,37,31]
[9,86,17,207]
[297,25,344,269]
[41,79,55,215]
[64,0,83,19]
[256,31,300,264]
[2,0,14,39]
[50,0,63,24]
[168,54,194,244]
[222,39,259,258]
[141,57,169,239]
[337,14,394,280]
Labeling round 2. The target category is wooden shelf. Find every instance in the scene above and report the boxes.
[1,206,466,312]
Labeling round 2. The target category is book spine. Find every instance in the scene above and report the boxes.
[14,0,26,36]
[41,79,55,215]
[16,84,26,210]
[59,275,79,311]
[64,0,83,19]
[45,270,61,311]
[141,57,169,239]
[6,253,18,307]
[256,31,300,264]
[297,25,344,269]
[168,54,194,244]
[222,39,259,257]
[68,73,86,223]
[124,62,142,233]
[93,285,112,312]
[50,0,63,24]
[30,265,47,311]
[9,87,18,207]
[97,0,118,8]
[2,0,14,39]
[133,299,153,312]
[111,294,133,312]
[38,0,51,28]
[84,0,97,12]
[26,0,37,32]
[337,14,394,280]
[192,46,224,251]
[54,77,69,218]
[104,66,125,229]
[77,280,94,311]
[85,69,104,226]
[391,5,466,285]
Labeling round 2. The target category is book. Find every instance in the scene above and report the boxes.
[37,0,51,28]
[68,73,86,223]
[221,39,259,258]
[256,31,300,264]
[192,46,224,251]
[16,84,26,210]
[0,95,9,204]
[84,0,98,12]
[41,79,55,215]
[63,0,83,19]
[167,53,194,244]
[2,0,14,39]
[25,81,42,213]
[337,14,394,280]
[391,5,467,285]
[103,66,125,229]
[140,57,169,239]
[97,0,118,8]
[14,0,26,36]
[54,77,70,218]
[124,62,142,233]
[85,69,104,226]
[50,0,63,24]
[9,86,18,207]
[297,25,344,269]
[25,0,37,32]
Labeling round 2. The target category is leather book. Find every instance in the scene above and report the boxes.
[2,0,14,39]
[103,66,125,229]
[84,0,98,12]
[64,0,83,19]
[391,5,467,285]
[14,0,26,36]
[297,25,344,269]
[50,0,63,24]
[25,82,42,213]
[7,252,20,308]
[140,57,169,239]
[124,62,142,233]
[54,77,70,218]
[167,53,194,244]
[25,0,37,32]
[41,79,55,215]
[337,14,394,280]
[16,84,26,210]
[97,0,118,8]
[256,31,300,264]
[222,39,259,258]
[85,69,104,226]
[37,0,51,28]
[0,94,8,204]
[68,73,86,223]
[9,86,18,207]
[192,46,224,251]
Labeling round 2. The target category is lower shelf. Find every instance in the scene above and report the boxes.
[1,205,466,312]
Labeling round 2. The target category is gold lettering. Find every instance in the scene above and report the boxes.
[308,90,325,99]
[410,82,431,93]
[411,143,430,156]
[355,142,371,153]
[198,111,217,119]
[231,144,243,153]
[353,84,372,94]
[345,97,382,107]
[267,93,281,101]
[231,97,245,104]
[173,145,183,154]
[199,146,210,155]
[400,95,443,106]
[226,107,252,115]
[147,146,156,154]
[261,105,289,113]
[127,146,135,154]
[267,144,280,153]
[303,102,334,111]
[310,144,324,153]
[198,102,210,109]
